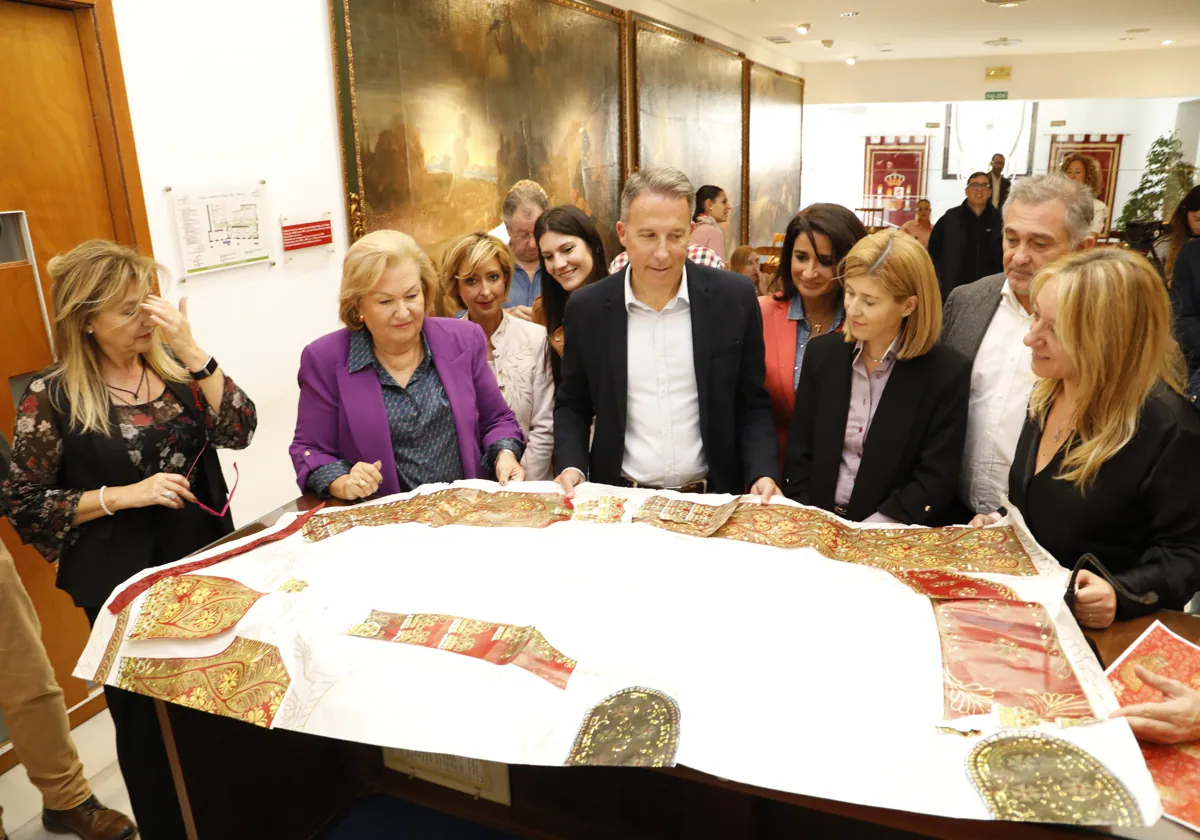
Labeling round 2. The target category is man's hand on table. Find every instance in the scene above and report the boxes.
[1111,665,1200,744]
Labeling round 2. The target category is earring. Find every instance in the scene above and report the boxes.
[86,327,94,334]
[359,315,364,321]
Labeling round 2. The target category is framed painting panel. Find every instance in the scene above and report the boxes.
[747,65,803,247]
[633,18,745,250]
[864,137,928,229]
[329,0,626,257]
[1048,134,1124,213]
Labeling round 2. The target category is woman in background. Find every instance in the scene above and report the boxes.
[730,245,777,296]
[291,230,524,501]
[784,230,970,525]
[1061,153,1109,237]
[4,241,256,839]
[532,205,608,383]
[759,204,869,462]
[441,233,554,480]
[972,249,1200,628]
[691,184,730,260]
[1156,185,1200,280]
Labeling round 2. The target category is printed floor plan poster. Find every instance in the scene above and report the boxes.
[172,183,270,276]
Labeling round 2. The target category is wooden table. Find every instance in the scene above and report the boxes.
[154,498,1200,840]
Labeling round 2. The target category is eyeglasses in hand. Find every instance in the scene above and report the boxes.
[184,439,239,517]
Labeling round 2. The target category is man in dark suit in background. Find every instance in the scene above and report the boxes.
[988,153,1011,212]
[928,172,1004,300]
[554,165,779,499]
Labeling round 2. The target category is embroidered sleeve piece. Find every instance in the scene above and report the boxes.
[4,379,82,562]
[202,376,257,448]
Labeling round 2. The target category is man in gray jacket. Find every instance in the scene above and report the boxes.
[942,175,1096,521]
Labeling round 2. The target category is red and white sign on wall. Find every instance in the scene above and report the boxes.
[280,213,334,254]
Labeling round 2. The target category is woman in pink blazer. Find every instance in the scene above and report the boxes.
[760,205,868,465]
[290,231,524,501]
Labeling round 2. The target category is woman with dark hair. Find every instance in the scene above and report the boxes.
[1156,186,1200,280]
[691,184,730,259]
[532,205,608,383]
[759,204,869,462]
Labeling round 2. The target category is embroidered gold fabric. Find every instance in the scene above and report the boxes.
[347,611,577,689]
[634,496,739,538]
[278,578,309,593]
[572,496,627,524]
[92,604,131,685]
[967,731,1141,825]
[302,488,485,541]
[715,504,1037,575]
[128,575,266,641]
[565,687,680,767]
[117,637,291,728]
[452,492,573,529]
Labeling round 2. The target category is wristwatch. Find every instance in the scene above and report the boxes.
[190,356,219,380]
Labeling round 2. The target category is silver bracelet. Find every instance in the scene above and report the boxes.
[99,486,114,516]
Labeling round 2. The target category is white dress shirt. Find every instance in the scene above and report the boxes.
[960,279,1035,513]
[621,265,707,487]
[487,222,510,244]
[488,313,555,481]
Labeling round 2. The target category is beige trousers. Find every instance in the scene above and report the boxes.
[0,540,90,825]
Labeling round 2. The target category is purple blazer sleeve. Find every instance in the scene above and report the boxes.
[289,339,344,494]
[467,325,524,453]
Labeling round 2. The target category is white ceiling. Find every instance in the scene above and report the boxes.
[655,0,1200,65]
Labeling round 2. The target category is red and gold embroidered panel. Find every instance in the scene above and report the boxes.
[935,599,1093,722]
[634,496,739,538]
[93,604,131,685]
[347,611,577,690]
[890,569,1019,601]
[117,637,290,728]
[715,504,1037,575]
[128,575,266,641]
[302,488,485,542]
[573,496,628,524]
[452,492,573,529]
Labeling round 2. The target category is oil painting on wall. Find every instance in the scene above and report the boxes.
[748,65,803,247]
[634,20,745,250]
[331,0,625,255]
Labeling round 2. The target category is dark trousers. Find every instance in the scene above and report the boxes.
[86,608,188,840]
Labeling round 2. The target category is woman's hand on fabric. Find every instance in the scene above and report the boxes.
[555,468,585,499]
[1110,665,1200,744]
[749,476,779,504]
[495,450,525,485]
[968,512,1002,528]
[141,295,208,370]
[117,473,197,510]
[329,461,383,500]
[1071,569,1117,628]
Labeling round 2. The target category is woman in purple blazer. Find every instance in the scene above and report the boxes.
[290,230,525,501]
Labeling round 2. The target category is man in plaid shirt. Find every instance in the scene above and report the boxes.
[608,242,725,274]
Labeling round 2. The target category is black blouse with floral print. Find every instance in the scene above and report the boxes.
[3,374,255,564]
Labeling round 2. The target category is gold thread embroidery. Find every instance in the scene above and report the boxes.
[129,575,265,641]
[967,731,1141,825]
[278,578,309,594]
[565,687,680,767]
[634,496,738,538]
[117,637,291,728]
[92,604,131,685]
[573,496,627,524]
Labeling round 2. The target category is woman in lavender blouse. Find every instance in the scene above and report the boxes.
[290,230,525,501]
[783,230,971,525]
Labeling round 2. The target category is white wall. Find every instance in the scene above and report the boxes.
[804,47,1200,105]
[802,97,1191,224]
[1176,100,1200,166]
[110,0,800,526]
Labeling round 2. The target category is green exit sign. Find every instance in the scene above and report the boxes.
[985,91,1009,101]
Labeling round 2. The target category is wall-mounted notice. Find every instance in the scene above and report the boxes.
[281,214,334,253]
[172,183,270,277]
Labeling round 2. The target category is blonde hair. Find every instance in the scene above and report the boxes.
[339,230,438,330]
[1029,248,1187,490]
[840,230,941,358]
[729,245,759,274]
[1060,153,1103,195]
[439,233,514,313]
[45,241,188,435]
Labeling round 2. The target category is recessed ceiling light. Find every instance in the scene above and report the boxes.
[997,2,1020,7]
[984,37,1022,47]
[983,0,1025,4]
[764,35,791,44]
[795,23,811,34]
[840,11,859,17]
[1126,28,1150,33]
[1162,39,1176,45]
[845,56,857,65]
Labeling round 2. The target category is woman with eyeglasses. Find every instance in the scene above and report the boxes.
[2,240,255,840]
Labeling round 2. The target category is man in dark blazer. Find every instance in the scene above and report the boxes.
[554,165,779,498]
[942,174,1096,521]
[928,172,1004,300]
[988,153,1011,212]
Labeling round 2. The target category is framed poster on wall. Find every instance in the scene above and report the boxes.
[329,0,627,257]
[1048,134,1124,214]
[864,137,928,229]
[748,65,803,247]
[633,17,746,250]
